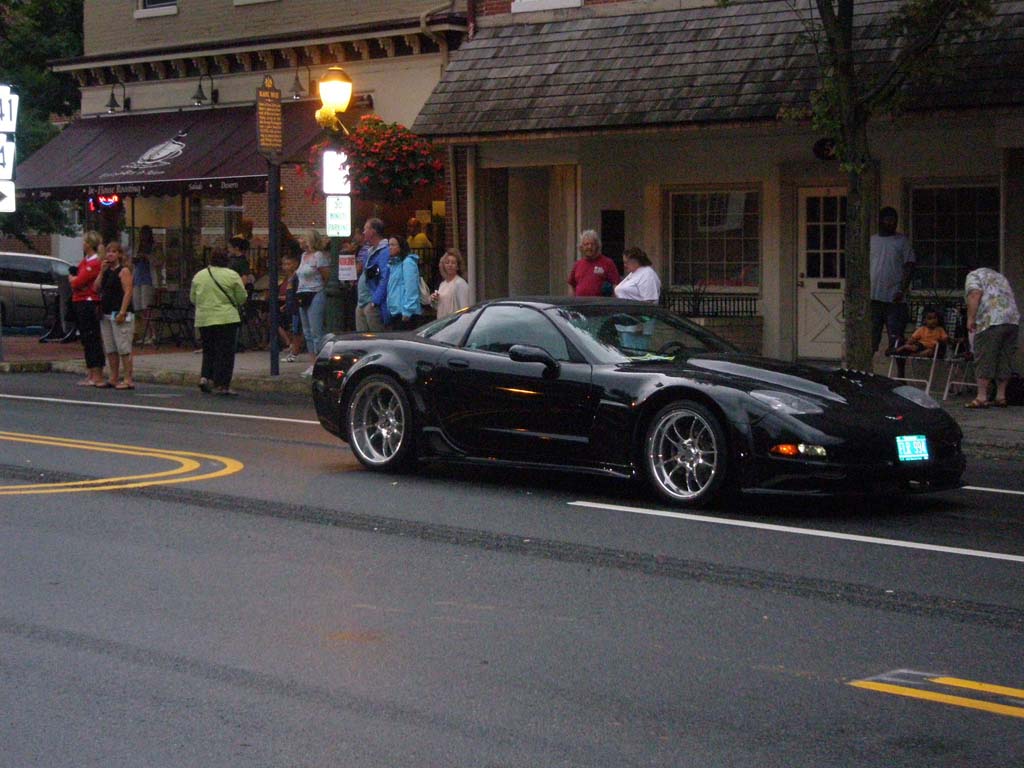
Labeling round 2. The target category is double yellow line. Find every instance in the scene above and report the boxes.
[851,674,1024,719]
[0,431,243,494]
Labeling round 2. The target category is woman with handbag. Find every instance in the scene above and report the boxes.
[189,248,248,396]
[296,233,331,376]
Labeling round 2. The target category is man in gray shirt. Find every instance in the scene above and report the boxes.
[869,206,915,352]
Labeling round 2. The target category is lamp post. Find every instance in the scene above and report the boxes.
[318,66,355,334]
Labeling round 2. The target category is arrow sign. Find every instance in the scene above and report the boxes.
[0,180,15,213]
[0,86,18,134]
[0,135,14,181]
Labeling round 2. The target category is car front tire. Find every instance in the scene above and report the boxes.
[346,374,414,471]
[642,400,728,507]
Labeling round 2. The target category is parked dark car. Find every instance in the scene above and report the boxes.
[311,297,965,506]
[0,252,71,329]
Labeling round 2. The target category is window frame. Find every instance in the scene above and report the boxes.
[511,0,582,12]
[906,178,1001,295]
[135,0,177,19]
[665,184,762,294]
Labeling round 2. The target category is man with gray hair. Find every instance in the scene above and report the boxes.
[568,229,620,297]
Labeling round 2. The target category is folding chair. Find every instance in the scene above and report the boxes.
[887,343,942,397]
[942,336,975,401]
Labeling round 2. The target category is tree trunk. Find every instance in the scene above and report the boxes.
[843,128,879,371]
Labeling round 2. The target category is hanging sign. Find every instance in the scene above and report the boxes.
[256,76,282,157]
[325,194,351,238]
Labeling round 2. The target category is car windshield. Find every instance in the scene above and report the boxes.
[548,304,737,363]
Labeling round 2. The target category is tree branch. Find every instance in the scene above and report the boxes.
[858,0,960,110]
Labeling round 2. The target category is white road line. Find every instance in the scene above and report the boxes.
[0,394,320,425]
[568,501,1024,564]
[962,485,1024,497]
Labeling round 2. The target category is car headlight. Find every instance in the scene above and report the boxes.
[750,390,824,415]
[893,385,941,409]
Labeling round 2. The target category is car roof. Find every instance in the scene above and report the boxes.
[482,296,660,310]
[0,251,68,264]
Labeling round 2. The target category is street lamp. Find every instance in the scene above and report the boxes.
[318,66,355,334]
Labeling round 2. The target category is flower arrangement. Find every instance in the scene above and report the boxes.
[308,114,444,204]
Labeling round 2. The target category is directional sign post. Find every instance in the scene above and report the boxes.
[0,181,14,213]
[0,134,15,181]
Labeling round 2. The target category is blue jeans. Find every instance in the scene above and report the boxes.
[298,291,326,355]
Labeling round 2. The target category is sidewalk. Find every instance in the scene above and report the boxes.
[1,332,1021,459]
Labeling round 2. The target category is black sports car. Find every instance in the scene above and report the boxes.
[311,297,965,506]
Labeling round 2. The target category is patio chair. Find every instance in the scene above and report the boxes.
[942,336,975,401]
[887,342,943,397]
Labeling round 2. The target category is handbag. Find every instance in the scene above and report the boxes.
[419,277,432,307]
[206,267,244,323]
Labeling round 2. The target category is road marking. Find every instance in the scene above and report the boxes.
[0,431,242,494]
[568,501,1024,563]
[850,671,1024,719]
[0,393,320,425]
[929,676,1024,699]
[963,485,1024,497]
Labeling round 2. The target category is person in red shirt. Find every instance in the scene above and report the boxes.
[568,230,620,297]
[70,230,107,386]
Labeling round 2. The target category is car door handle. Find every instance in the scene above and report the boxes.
[447,358,470,368]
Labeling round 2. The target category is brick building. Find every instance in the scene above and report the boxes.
[15,0,467,283]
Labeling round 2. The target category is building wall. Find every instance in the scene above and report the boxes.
[473,112,1020,361]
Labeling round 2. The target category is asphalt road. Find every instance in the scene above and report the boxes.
[2,373,1023,767]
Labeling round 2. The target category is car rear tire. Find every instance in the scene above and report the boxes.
[642,400,728,507]
[346,374,414,471]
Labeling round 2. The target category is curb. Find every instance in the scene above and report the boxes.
[46,359,311,395]
[0,361,53,373]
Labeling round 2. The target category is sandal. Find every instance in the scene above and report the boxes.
[94,381,113,389]
[992,399,1008,407]
[965,399,989,409]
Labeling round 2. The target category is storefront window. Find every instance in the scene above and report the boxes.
[670,190,760,289]
[910,185,1000,292]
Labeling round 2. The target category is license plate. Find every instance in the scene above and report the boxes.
[896,435,929,462]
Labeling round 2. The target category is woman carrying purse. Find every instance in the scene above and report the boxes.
[189,248,248,396]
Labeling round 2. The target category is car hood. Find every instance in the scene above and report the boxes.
[626,353,890,405]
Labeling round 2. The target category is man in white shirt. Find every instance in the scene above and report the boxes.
[869,207,915,352]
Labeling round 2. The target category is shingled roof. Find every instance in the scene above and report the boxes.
[412,0,1024,139]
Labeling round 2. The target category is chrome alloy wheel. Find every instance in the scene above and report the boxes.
[645,406,721,501]
[348,378,408,467]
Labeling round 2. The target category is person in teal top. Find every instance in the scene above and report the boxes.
[385,235,423,330]
[190,248,248,395]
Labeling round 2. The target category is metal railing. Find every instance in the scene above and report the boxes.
[661,290,759,318]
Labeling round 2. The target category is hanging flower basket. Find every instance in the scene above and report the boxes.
[308,114,444,205]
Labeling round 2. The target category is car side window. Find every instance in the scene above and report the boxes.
[464,306,570,361]
[419,308,480,346]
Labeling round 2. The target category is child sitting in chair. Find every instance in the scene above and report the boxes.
[887,308,949,357]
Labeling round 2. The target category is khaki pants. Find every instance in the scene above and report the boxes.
[355,303,385,332]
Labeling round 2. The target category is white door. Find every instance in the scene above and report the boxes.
[797,188,847,359]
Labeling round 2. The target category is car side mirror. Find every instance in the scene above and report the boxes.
[509,344,560,377]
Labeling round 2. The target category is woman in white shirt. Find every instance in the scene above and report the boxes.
[431,247,471,318]
[614,247,661,303]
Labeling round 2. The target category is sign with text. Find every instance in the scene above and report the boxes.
[338,253,357,282]
[0,86,19,134]
[256,76,282,156]
[0,135,14,181]
[325,195,352,238]
[322,150,350,195]
[0,181,15,213]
